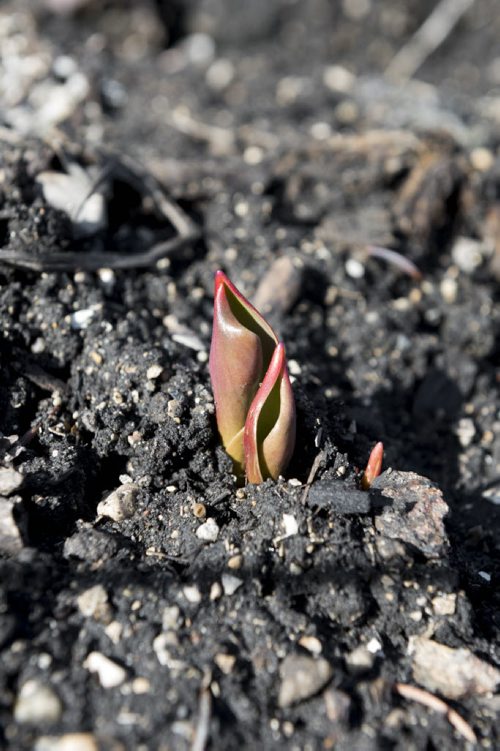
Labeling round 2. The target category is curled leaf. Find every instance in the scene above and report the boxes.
[244,343,296,483]
[209,270,277,475]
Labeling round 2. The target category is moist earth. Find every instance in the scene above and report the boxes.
[0,1,499,750]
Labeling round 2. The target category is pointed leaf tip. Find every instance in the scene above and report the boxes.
[361,441,384,490]
[244,342,296,484]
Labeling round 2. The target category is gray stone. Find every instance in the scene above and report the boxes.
[0,495,25,555]
[0,467,23,495]
[63,526,119,562]
[221,574,242,596]
[97,483,140,522]
[278,654,333,707]
[372,471,449,558]
[411,637,500,700]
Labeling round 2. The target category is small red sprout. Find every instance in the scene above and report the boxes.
[209,271,296,482]
[361,441,384,490]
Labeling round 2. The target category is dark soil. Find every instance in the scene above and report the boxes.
[0,1,499,750]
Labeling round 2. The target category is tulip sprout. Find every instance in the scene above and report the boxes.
[209,271,296,483]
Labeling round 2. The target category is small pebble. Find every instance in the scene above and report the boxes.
[432,593,456,616]
[451,237,483,273]
[345,645,375,673]
[323,64,355,93]
[131,677,150,694]
[455,418,475,448]
[183,585,202,604]
[104,621,122,644]
[440,277,457,304]
[196,518,219,543]
[221,574,242,596]
[282,513,299,537]
[34,733,99,751]
[83,651,126,688]
[70,308,95,330]
[97,483,139,522]
[227,554,242,570]
[0,495,25,555]
[210,582,222,600]
[146,364,163,380]
[76,584,110,621]
[14,680,62,724]
[214,653,236,674]
[192,502,206,518]
[278,654,333,707]
[366,637,383,654]
[0,467,23,495]
[162,606,181,630]
[345,258,365,279]
[298,635,323,655]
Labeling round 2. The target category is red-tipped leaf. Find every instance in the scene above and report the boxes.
[244,343,296,483]
[361,441,384,490]
[209,270,278,475]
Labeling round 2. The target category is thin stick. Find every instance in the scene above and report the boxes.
[367,246,422,281]
[395,682,477,744]
[301,450,326,505]
[191,675,212,751]
[0,153,200,272]
[385,0,475,82]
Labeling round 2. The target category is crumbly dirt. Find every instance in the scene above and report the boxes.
[0,1,499,750]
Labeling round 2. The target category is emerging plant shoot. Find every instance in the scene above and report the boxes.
[361,441,384,490]
[209,270,296,482]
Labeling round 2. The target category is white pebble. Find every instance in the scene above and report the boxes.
[455,418,475,448]
[323,64,355,93]
[14,680,62,724]
[34,733,98,751]
[70,308,95,330]
[83,651,126,688]
[440,277,457,304]
[366,637,383,654]
[287,359,302,376]
[146,365,163,380]
[298,635,323,655]
[76,584,108,618]
[452,237,484,273]
[282,514,299,538]
[183,585,202,604]
[196,518,219,543]
[345,258,365,279]
[97,483,139,522]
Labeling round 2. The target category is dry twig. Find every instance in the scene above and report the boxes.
[301,449,326,505]
[191,673,212,751]
[385,0,475,82]
[395,682,477,744]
